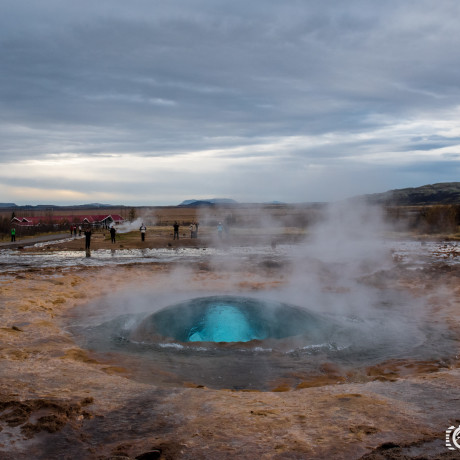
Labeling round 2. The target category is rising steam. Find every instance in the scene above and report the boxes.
[73,200,444,389]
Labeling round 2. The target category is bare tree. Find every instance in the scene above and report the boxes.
[128,208,137,222]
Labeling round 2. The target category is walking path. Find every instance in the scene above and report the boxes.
[0,233,70,249]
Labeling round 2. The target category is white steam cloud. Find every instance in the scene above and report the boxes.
[115,216,155,233]
[80,201,431,365]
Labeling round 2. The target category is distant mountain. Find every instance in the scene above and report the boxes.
[78,203,115,208]
[362,182,460,205]
[0,203,17,208]
[178,198,238,207]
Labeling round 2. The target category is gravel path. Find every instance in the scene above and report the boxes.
[0,233,70,249]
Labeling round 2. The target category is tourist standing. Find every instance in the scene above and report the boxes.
[140,223,146,241]
[173,221,179,240]
[217,222,223,240]
[11,227,16,242]
[110,226,116,243]
[84,228,92,249]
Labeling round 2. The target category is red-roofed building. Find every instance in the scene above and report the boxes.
[11,214,124,228]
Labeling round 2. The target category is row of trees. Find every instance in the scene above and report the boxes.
[386,204,460,234]
[418,205,460,233]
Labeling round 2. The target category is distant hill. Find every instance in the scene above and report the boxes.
[178,198,238,207]
[77,203,115,208]
[0,203,17,208]
[362,182,460,205]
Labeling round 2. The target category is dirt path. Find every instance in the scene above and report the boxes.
[0,233,70,249]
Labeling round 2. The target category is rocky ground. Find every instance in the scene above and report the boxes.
[0,234,459,459]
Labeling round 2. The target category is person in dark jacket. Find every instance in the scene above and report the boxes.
[84,228,92,249]
[173,222,179,240]
[140,223,146,241]
[110,226,116,243]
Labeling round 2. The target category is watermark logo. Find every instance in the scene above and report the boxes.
[446,425,460,451]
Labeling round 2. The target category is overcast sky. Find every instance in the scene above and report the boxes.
[1,1,459,205]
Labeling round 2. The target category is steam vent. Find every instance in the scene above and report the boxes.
[131,295,333,344]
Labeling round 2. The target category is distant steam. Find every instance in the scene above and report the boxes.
[115,216,155,233]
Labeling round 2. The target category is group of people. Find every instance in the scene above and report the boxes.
[172,222,200,239]
[67,224,92,252]
[9,219,228,248]
[171,221,230,240]
[69,225,82,237]
[67,223,117,247]
[85,223,144,244]
[8,219,230,251]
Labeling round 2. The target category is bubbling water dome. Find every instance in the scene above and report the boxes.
[187,304,258,342]
[131,295,335,345]
[76,293,443,390]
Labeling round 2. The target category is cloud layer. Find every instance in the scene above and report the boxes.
[1,1,459,204]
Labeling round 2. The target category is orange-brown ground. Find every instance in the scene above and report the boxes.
[1,238,460,459]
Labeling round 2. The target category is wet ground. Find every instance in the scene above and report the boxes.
[0,236,458,273]
[0,235,459,459]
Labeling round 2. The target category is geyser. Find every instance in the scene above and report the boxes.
[131,295,333,344]
[77,292,447,390]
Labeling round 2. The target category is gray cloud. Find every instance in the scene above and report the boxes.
[1,1,459,204]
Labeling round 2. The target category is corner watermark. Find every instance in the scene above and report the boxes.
[446,425,460,451]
